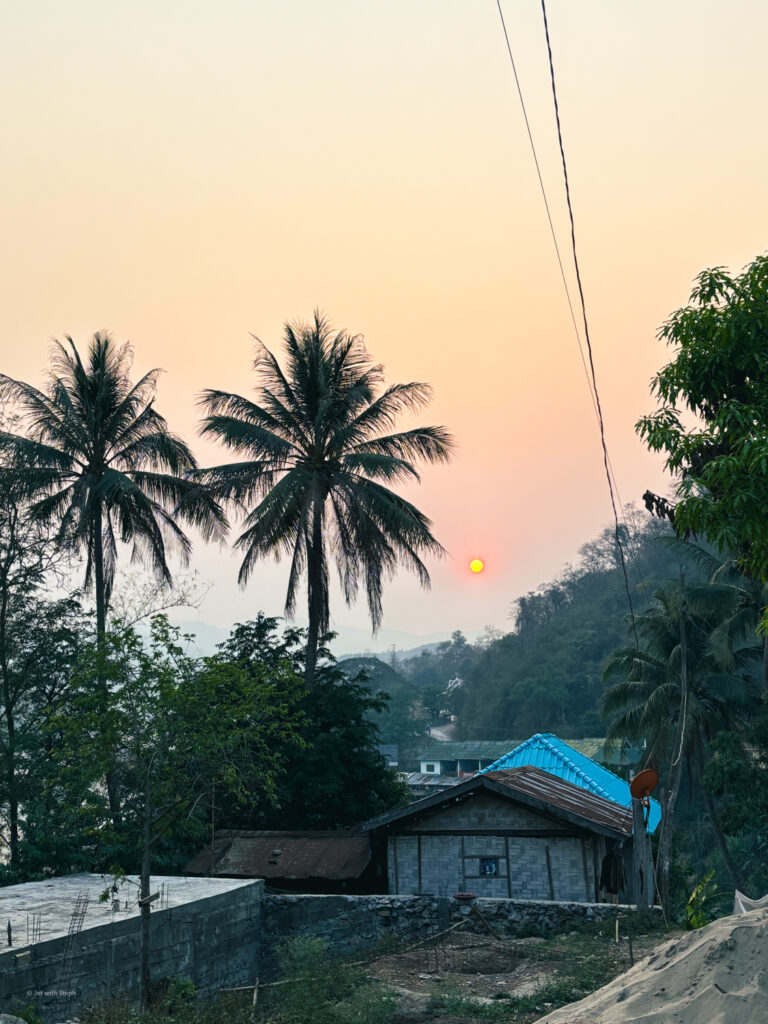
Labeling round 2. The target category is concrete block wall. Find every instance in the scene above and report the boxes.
[416,792,552,830]
[0,881,263,1022]
[389,832,598,901]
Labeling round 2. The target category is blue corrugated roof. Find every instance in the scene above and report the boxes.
[479,733,661,833]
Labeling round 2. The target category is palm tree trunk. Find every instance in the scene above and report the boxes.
[701,785,746,895]
[658,569,688,916]
[93,505,121,821]
[304,481,324,691]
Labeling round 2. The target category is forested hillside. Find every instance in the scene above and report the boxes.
[455,512,685,738]
[348,509,690,746]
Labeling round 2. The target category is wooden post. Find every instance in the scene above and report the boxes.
[631,796,650,909]
[544,843,555,900]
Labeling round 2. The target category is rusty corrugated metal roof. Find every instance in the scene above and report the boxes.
[186,830,371,880]
[359,765,633,839]
[484,767,633,837]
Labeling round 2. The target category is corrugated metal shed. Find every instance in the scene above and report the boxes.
[186,830,371,881]
[479,733,661,833]
[360,765,633,839]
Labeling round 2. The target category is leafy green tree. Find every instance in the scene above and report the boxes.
[637,254,768,579]
[0,596,87,878]
[0,443,65,869]
[214,616,409,829]
[703,710,768,897]
[0,334,224,816]
[198,313,454,687]
[59,617,304,1007]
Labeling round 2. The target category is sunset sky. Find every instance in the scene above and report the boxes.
[2,2,767,652]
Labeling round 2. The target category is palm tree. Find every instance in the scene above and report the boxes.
[602,580,760,905]
[198,313,454,687]
[0,332,224,674]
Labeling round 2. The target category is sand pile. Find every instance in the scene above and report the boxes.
[539,908,768,1024]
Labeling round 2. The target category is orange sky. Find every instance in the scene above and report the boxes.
[2,2,768,650]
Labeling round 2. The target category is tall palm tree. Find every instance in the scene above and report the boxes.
[0,332,225,652]
[198,313,454,687]
[602,581,760,903]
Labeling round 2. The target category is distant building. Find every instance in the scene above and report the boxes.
[417,740,523,777]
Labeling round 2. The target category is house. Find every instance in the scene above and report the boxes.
[417,740,522,777]
[360,766,639,903]
[480,733,661,832]
[185,830,382,894]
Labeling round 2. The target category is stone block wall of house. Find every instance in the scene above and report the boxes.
[385,790,602,901]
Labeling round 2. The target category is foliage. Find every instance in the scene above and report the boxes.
[0,594,89,879]
[684,870,721,929]
[455,511,676,739]
[0,333,225,635]
[702,702,768,898]
[215,616,408,830]
[264,936,395,1024]
[198,312,454,685]
[637,254,768,579]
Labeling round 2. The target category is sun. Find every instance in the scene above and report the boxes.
[469,558,484,574]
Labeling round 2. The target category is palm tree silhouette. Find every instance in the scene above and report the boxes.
[198,313,454,687]
[0,333,225,726]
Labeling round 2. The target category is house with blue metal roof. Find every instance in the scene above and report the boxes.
[479,733,661,833]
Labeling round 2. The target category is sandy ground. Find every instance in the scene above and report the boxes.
[538,908,768,1024]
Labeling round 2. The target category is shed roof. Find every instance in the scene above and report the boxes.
[186,831,371,880]
[360,766,633,840]
[480,733,661,833]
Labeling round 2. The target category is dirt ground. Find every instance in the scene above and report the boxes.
[363,924,677,1023]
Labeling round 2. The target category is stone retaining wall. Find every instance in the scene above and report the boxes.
[260,893,659,976]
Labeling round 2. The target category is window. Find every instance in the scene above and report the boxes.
[425,763,436,773]
[480,857,499,877]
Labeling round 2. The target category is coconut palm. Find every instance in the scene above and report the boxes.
[0,333,225,649]
[602,581,761,903]
[198,313,454,687]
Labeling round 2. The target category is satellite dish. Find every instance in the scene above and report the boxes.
[630,769,659,800]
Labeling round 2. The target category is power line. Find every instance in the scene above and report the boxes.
[493,1,644,590]
[493,0,639,645]
[538,0,638,647]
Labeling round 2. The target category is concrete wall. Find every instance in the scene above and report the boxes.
[0,881,263,1022]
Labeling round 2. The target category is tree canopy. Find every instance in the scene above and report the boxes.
[637,255,768,579]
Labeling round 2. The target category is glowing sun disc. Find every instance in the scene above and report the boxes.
[470,559,484,573]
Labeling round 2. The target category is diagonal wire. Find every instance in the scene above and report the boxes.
[536,0,638,643]
[494,1,645,602]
